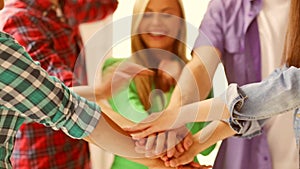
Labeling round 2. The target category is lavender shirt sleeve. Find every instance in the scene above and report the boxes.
[193,0,225,52]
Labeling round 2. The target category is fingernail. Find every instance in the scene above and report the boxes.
[167,152,172,158]
[170,161,175,167]
[186,140,192,147]
[130,134,138,139]
[164,161,170,167]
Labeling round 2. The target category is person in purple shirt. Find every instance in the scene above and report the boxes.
[184,0,296,168]
[127,0,296,168]
[190,0,297,169]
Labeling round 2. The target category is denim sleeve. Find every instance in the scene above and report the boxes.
[222,66,300,138]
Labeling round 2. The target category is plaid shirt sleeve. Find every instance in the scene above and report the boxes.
[63,0,118,26]
[0,32,101,139]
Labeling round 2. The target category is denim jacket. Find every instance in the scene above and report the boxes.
[223,66,300,146]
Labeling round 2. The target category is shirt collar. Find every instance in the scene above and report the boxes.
[243,0,263,33]
[22,0,55,13]
[20,0,66,22]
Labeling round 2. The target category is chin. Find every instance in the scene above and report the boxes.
[148,45,170,51]
[0,0,3,10]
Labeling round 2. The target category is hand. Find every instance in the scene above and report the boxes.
[96,61,154,99]
[176,162,212,169]
[168,121,235,168]
[166,134,204,168]
[134,127,193,158]
[159,127,193,159]
[125,108,188,140]
[157,59,183,92]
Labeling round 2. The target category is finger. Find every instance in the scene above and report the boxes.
[145,150,155,158]
[167,131,176,158]
[134,145,146,154]
[155,132,166,155]
[189,162,201,168]
[124,114,161,134]
[173,148,183,158]
[176,142,185,154]
[164,161,171,167]
[134,139,146,153]
[169,154,194,167]
[176,165,194,169]
[145,134,156,151]
[176,126,190,138]
[160,155,169,162]
[130,128,158,140]
[183,134,193,150]
[176,166,192,169]
[137,138,146,146]
[124,123,150,134]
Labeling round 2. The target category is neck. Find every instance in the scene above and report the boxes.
[49,0,59,6]
[263,0,289,6]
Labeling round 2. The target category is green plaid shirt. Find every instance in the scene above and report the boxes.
[0,32,101,169]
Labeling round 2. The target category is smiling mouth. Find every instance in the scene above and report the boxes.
[148,32,167,36]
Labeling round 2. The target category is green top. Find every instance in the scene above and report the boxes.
[103,58,215,169]
[0,32,101,169]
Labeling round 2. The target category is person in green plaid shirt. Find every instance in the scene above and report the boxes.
[0,31,103,168]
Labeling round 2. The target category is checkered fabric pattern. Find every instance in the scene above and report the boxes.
[0,0,116,168]
[0,32,101,169]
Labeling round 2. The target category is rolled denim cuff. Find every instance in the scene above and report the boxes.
[221,84,262,138]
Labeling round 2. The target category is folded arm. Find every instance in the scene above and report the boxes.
[223,66,300,137]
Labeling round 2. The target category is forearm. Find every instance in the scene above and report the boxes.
[193,121,236,152]
[172,97,230,126]
[129,158,175,169]
[168,47,220,108]
[85,113,144,158]
[168,57,210,108]
[96,100,136,127]
[71,86,96,101]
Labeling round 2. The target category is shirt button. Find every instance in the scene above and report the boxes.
[296,113,300,118]
[264,156,268,161]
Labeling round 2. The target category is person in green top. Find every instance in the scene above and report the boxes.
[102,0,216,168]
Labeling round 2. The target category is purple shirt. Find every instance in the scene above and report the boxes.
[194,0,272,169]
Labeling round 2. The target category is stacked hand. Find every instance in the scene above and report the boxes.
[129,126,212,169]
[156,59,183,92]
[96,60,155,99]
